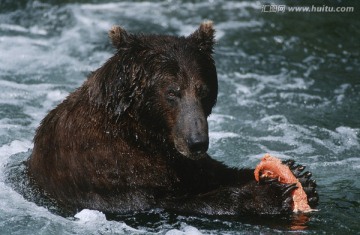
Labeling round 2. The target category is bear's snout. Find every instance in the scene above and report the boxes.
[187,118,209,155]
[173,98,209,160]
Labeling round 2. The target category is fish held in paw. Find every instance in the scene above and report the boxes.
[254,154,315,213]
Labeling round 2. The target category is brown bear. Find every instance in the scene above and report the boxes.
[27,21,318,216]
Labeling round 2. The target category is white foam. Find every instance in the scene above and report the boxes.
[222,1,261,10]
[75,209,106,223]
[333,126,359,150]
[0,140,32,164]
[0,80,54,104]
[210,131,239,141]
[0,140,32,188]
[312,157,360,170]
[166,225,203,235]
[0,36,84,78]
[217,20,263,30]
[334,83,351,104]
[0,79,68,128]
[77,1,262,40]
[0,23,47,36]
[0,141,64,230]
[208,113,236,129]
[46,90,68,102]
[73,209,142,234]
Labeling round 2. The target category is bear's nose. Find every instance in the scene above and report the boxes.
[188,135,209,154]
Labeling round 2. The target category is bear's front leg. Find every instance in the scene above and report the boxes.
[162,159,318,216]
[162,179,297,216]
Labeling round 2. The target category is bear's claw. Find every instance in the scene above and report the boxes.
[282,159,295,167]
[258,174,303,213]
[275,182,298,212]
[282,160,319,208]
[282,194,294,211]
[282,183,298,197]
[259,177,277,184]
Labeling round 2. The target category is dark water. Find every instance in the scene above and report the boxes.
[0,0,359,234]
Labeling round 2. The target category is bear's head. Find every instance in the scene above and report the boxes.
[90,22,217,160]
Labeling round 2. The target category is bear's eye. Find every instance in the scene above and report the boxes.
[167,88,181,101]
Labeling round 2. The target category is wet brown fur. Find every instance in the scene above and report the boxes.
[27,22,317,215]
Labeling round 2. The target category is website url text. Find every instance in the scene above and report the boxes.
[261,5,354,13]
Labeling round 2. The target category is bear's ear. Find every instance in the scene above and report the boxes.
[108,25,129,48]
[188,21,215,53]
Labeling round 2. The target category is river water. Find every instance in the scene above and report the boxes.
[0,0,359,234]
